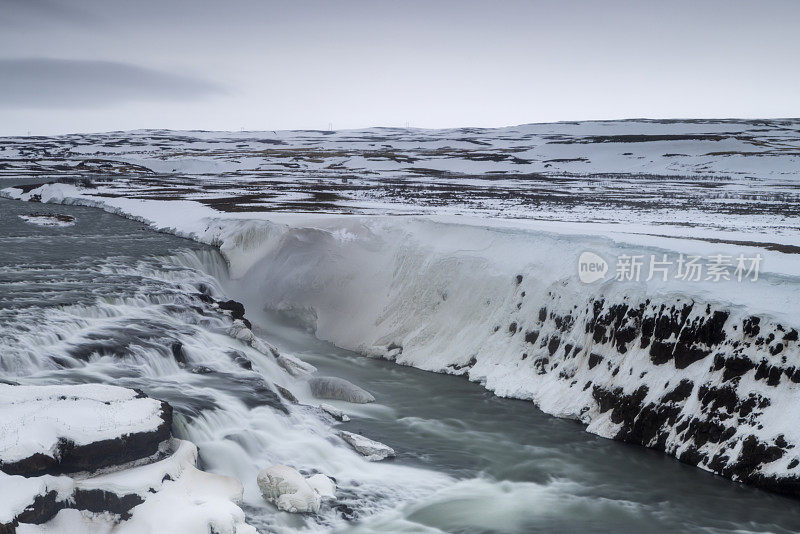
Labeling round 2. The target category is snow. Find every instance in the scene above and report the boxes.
[18,214,76,227]
[14,439,254,534]
[111,441,253,534]
[339,431,396,461]
[320,403,350,422]
[256,465,322,513]
[308,377,376,404]
[276,353,317,377]
[306,474,336,500]
[0,384,166,464]
[2,119,799,241]
[1,428,253,533]
[0,472,73,523]
[228,319,280,356]
[4,180,800,481]
[17,510,116,534]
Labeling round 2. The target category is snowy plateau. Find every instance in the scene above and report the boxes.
[2,118,800,530]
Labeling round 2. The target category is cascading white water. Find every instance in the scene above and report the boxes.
[0,205,453,532]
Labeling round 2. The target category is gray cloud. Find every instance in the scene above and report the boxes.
[0,0,98,27]
[0,1,798,134]
[0,58,225,108]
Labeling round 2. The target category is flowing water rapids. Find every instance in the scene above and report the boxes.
[2,193,800,534]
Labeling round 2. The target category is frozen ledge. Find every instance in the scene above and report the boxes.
[0,384,172,476]
[0,384,254,534]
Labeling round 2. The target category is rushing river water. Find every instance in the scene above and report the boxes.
[2,192,800,534]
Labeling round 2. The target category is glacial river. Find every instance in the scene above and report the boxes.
[2,191,799,533]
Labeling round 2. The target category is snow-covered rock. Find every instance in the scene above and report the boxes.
[339,431,395,461]
[228,320,316,376]
[306,474,336,500]
[228,319,261,346]
[320,403,350,422]
[18,213,76,228]
[256,465,321,514]
[0,384,171,476]
[0,384,254,534]
[13,440,254,534]
[276,354,317,377]
[101,440,253,534]
[0,472,74,531]
[308,377,375,404]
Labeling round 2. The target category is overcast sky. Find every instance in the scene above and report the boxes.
[1,0,798,135]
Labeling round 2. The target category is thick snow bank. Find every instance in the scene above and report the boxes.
[12,440,254,534]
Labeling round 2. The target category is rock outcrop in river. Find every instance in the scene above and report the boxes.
[0,384,254,534]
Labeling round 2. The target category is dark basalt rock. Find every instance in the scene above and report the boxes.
[227,349,253,370]
[0,388,175,532]
[335,503,357,520]
[447,356,477,372]
[743,316,761,337]
[592,385,649,426]
[387,342,403,355]
[698,385,738,414]
[0,402,173,477]
[0,490,67,534]
[524,330,539,344]
[532,357,549,375]
[218,299,246,320]
[1,467,162,533]
[725,436,785,480]
[195,292,215,305]
[171,341,187,365]
[547,336,560,356]
[509,285,800,499]
[713,354,756,382]
[660,379,693,403]
[71,489,144,520]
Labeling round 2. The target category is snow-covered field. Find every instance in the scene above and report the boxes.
[2,119,800,501]
[1,119,799,240]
